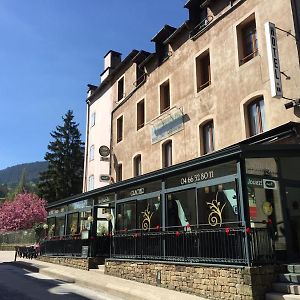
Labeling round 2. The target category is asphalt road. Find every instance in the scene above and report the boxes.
[0,263,123,300]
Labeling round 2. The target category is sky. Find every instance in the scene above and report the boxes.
[0,0,188,170]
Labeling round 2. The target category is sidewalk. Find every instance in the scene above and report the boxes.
[0,251,206,300]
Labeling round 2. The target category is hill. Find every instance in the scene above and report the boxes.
[0,161,48,185]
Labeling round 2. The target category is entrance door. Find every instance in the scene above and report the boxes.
[285,187,300,260]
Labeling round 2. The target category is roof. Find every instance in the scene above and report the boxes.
[151,25,177,43]
[87,49,139,103]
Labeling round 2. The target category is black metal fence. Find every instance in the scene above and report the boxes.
[40,236,88,257]
[39,225,274,266]
[111,224,274,266]
[40,235,111,257]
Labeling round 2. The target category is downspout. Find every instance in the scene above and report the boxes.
[83,100,90,193]
[291,0,300,65]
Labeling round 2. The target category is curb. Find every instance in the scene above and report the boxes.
[11,260,204,300]
[12,261,75,283]
[11,261,40,273]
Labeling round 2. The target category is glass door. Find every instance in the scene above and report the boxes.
[285,186,300,260]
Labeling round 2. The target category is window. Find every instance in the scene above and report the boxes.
[88,175,94,191]
[166,189,196,228]
[136,65,146,86]
[133,154,142,177]
[137,197,161,231]
[162,140,172,168]
[237,16,258,65]
[66,213,79,235]
[201,120,214,154]
[117,77,124,101]
[116,164,122,182]
[197,182,238,225]
[90,112,96,127]
[116,201,136,231]
[137,99,145,130]
[247,97,266,136]
[160,80,170,114]
[196,50,211,92]
[89,145,95,161]
[55,216,65,237]
[117,116,123,142]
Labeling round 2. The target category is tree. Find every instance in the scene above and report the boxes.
[5,168,29,201]
[38,110,84,202]
[0,193,47,232]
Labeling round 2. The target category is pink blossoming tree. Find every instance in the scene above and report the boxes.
[0,193,47,232]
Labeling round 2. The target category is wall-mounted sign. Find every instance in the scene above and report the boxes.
[263,179,277,190]
[81,245,89,257]
[151,108,183,144]
[265,22,283,98]
[130,187,145,197]
[99,145,110,157]
[99,174,111,182]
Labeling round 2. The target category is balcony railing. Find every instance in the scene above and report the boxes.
[111,224,274,266]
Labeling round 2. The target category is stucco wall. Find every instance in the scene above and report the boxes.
[109,0,300,181]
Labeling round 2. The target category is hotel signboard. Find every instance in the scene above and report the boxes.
[151,108,183,144]
[265,22,283,98]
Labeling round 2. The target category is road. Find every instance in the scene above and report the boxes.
[0,262,123,300]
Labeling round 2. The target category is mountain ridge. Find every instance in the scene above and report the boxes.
[0,161,48,185]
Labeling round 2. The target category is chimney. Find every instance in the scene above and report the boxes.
[101,50,122,82]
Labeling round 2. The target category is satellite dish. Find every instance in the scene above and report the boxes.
[99,145,110,157]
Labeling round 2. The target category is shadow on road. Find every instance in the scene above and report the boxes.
[0,262,93,300]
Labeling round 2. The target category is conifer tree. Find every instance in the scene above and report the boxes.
[38,110,84,202]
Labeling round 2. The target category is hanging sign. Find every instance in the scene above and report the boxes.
[265,22,283,98]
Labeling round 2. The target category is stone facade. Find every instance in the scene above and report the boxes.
[37,256,103,270]
[105,260,278,300]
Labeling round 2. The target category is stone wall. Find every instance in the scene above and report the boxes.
[37,256,103,270]
[105,260,277,300]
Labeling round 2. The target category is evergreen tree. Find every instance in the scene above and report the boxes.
[38,110,84,203]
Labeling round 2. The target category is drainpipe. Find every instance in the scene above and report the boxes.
[291,0,300,65]
[83,99,90,193]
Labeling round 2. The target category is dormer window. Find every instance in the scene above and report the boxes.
[185,0,212,37]
[151,25,176,64]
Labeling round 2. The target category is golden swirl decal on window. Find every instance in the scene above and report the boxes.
[141,204,153,231]
[206,196,226,227]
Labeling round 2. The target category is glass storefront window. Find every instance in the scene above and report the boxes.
[280,157,300,181]
[116,201,136,231]
[68,199,93,211]
[166,190,196,228]
[97,220,109,236]
[137,196,161,231]
[246,176,286,251]
[197,182,238,226]
[47,217,55,237]
[66,213,79,235]
[80,211,92,231]
[55,216,65,236]
[94,194,115,205]
[245,158,278,177]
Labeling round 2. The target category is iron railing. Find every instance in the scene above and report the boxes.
[111,224,274,266]
[40,235,111,257]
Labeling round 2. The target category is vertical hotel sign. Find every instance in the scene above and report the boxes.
[265,22,283,98]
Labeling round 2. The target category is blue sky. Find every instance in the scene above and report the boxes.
[0,0,187,170]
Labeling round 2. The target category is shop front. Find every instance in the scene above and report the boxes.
[41,144,300,266]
